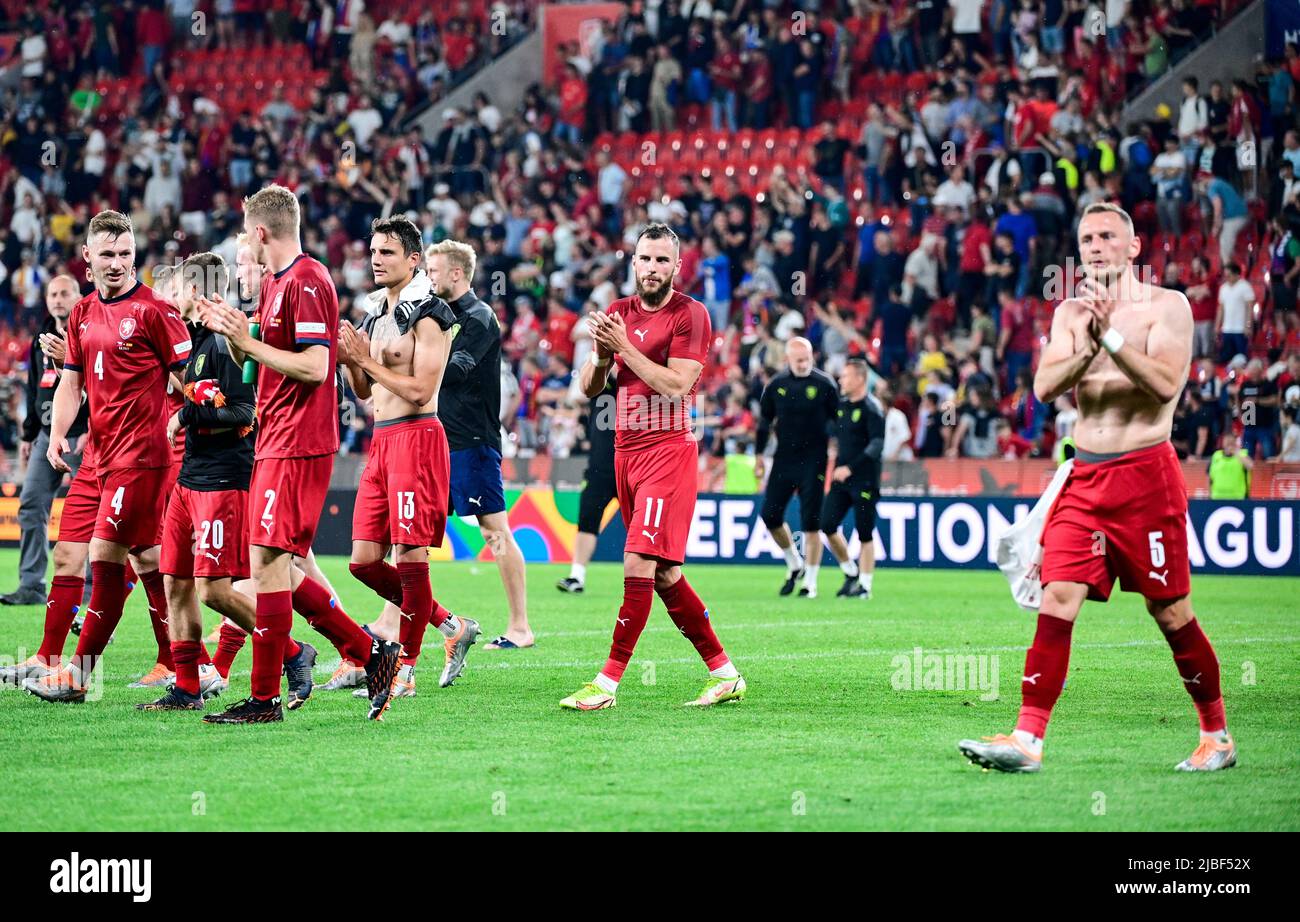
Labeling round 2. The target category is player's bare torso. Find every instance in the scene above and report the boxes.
[368,307,449,421]
[1062,281,1191,453]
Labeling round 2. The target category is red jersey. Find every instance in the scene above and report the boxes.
[65,282,192,471]
[607,290,712,453]
[254,253,339,459]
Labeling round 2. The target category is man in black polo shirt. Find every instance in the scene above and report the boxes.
[427,239,534,649]
[755,337,839,598]
[820,358,886,600]
[2,276,88,606]
[557,373,618,594]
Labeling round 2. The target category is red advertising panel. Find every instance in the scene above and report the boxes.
[541,2,625,86]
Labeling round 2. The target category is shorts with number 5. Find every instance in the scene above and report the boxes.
[91,466,173,548]
[1040,441,1190,602]
[352,415,449,548]
[248,454,334,556]
[616,439,699,566]
[160,486,250,579]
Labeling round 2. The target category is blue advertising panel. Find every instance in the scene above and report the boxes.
[595,494,1300,576]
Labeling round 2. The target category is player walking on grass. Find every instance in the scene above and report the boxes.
[960,203,1235,773]
[21,211,192,704]
[336,217,478,699]
[560,223,745,711]
[819,358,886,600]
[754,336,839,598]
[140,252,317,711]
[199,185,400,724]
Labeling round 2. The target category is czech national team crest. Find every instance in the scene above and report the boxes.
[269,291,284,323]
[119,317,137,339]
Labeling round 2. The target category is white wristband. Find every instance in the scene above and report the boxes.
[1100,327,1125,355]
[590,352,610,368]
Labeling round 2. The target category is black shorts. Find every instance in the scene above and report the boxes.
[577,469,619,535]
[761,457,827,532]
[820,479,879,542]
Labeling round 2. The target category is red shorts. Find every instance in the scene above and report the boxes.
[1041,441,1191,601]
[144,459,182,549]
[353,415,449,548]
[160,485,251,579]
[58,461,101,545]
[75,466,173,549]
[616,439,699,565]
[249,454,334,556]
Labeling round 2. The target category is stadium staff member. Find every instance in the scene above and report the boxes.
[2,276,89,606]
[428,240,534,649]
[754,336,839,598]
[557,371,618,594]
[819,357,886,600]
[1208,432,1252,499]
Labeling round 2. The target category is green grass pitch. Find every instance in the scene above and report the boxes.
[0,550,1295,831]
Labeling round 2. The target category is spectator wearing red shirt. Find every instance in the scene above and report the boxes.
[443,19,475,76]
[996,289,1037,390]
[709,37,743,133]
[505,295,542,365]
[1185,254,1219,359]
[557,63,587,145]
[957,219,992,330]
[541,297,577,364]
[742,47,773,130]
[137,1,170,77]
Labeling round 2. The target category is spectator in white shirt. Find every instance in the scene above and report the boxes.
[1216,262,1255,364]
[144,159,182,216]
[877,380,915,462]
[933,165,977,219]
[1178,76,1208,169]
[10,193,42,247]
[20,27,46,78]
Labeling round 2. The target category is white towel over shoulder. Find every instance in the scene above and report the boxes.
[997,460,1074,611]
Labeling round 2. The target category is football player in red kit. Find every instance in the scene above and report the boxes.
[199,185,400,724]
[338,218,478,701]
[23,211,193,703]
[141,252,315,710]
[959,203,1234,773]
[559,223,745,710]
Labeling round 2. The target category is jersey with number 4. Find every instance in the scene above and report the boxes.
[254,253,340,459]
[64,281,192,470]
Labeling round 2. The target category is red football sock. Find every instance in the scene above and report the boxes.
[37,575,85,665]
[138,569,175,670]
[600,576,655,683]
[1015,613,1075,739]
[283,637,302,662]
[71,561,129,679]
[396,562,435,666]
[171,640,202,696]
[213,621,247,680]
[123,562,137,591]
[1165,618,1226,732]
[197,644,211,666]
[348,559,403,606]
[250,591,292,700]
[292,577,371,666]
[657,576,729,670]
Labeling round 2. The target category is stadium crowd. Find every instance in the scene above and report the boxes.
[2,0,1299,486]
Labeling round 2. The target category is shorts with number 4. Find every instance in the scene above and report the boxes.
[616,439,699,566]
[352,415,449,548]
[160,486,250,579]
[57,461,101,544]
[248,454,334,556]
[1040,441,1191,602]
[85,466,173,548]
